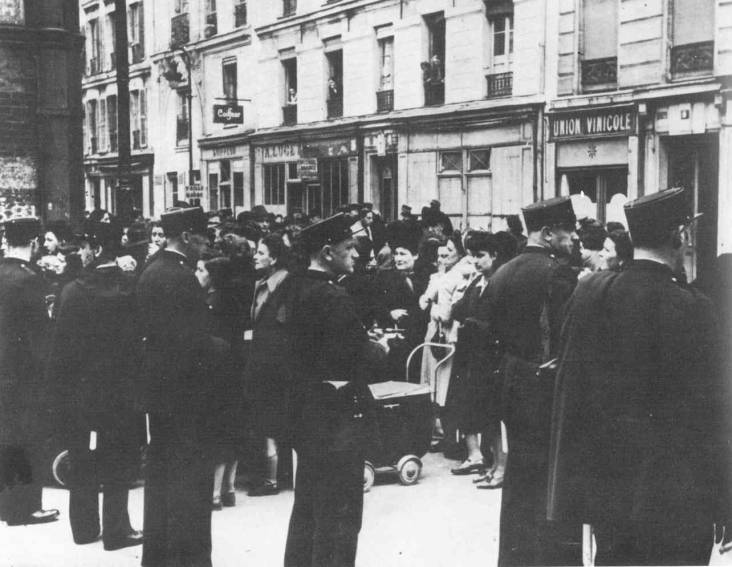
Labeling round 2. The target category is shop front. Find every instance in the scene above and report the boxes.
[548,106,636,226]
[200,142,250,215]
[83,153,154,217]
[364,129,400,222]
[253,136,359,218]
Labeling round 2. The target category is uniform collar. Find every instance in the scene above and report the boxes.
[628,259,675,279]
[306,268,336,283]
[522,245,557,260]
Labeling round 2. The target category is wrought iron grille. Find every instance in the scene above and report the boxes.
[376,90,394,113]
[671,41,714,75]
[282,105,297,126]
[581,56,617,86]
[486,72,512,98]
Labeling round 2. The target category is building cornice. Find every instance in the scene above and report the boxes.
[254,0,396,38]
[249,95,544,143]
[548,78,723,111]
[149,28,251,63]
[82,64,151,90]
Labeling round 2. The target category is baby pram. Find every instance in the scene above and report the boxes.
[363,341,455,491]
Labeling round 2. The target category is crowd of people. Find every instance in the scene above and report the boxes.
[0,189,730,567]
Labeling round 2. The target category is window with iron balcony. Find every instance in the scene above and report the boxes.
[485,71,512,98]
[205,0,217,38]
[580,0,618,90]
[283,0,296,17]
[670,0,714,77]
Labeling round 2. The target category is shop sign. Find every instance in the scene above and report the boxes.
[213,104,243,125]
[298,158,319,182]
[258,142,299,161]
[186,184,203,200]
[364,131,399,155]
[549,108,635,141]
[302,138,357,159]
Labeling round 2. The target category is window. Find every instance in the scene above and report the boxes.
[105,12,116,71]
[234,171,244,207]
[86,100,97,153]
[139,89,147,147]
[581,0,618,86]
[88,18,101,73]
[424,12,445,106]
[176,91,189,145]
[218,159,231,209]
[320,158,349,216]
[209,173,219,210]
[205,0,217,38]
[671,0,714,75]
[98,98,107,152]
[130,89,147,149]
[174,0,188,14]
[491,14,513,58]
[440,151,462,173]
[107,95,118,153]
[283,0,296,17]
[378,36,394,90]
[234,0,247,28]
[129,2,144,63]
[222,59,237,101]
[325,49,343,118]
[469,149,491,171]
[264,164,286,205]
[283,58,297,103]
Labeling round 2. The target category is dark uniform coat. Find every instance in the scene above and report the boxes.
[136,250,218,567]
[448,275,503,433]
[487,246,579,566]
[49,261,142,544]
[284,270,373,567]
[0,257,50,521]
[548,260,731,565]
[243,270,296,439]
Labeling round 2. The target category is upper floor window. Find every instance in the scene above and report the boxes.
[222,59,237,101]
[105,12,116,71]
[98,98,107,152]
[87,18,101,74]
[174,0,188,14]
[378,36,394,91]
[86,99,98,153]
[491,14,513,58]
[176,91,189,145]
[671,0,714,75]
[282,57,297,125]
[131,89,148,149]
[283,0,296,18]
[129,2,145,63]
[325,49,343,119]
[424,12,445,106]
[107,95,118,153]
[234,0,247,28]
[205,0,217,38]
[581,0,618,88]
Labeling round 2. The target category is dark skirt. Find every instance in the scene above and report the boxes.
[447,362,502,434]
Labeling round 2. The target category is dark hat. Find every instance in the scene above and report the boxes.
[387,220,421,255]
[3,217,41,246]
[522,196,577,232]
[251,205,269,221]
[87,220,123,252]
[299,213,354,254]
[401,204,412,214]
[624,187,696,246]
[160,206,207,237]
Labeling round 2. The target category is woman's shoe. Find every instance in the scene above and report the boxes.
[473,470,495,484]
[221,492,236,507]
[248,483,279,497]
[212,497,223,511]
[476,475,504,489]
[450,459,485,475]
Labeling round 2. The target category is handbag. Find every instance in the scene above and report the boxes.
[429,323,447,358]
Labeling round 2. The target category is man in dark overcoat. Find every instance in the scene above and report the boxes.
[284,213,374,567]
[136,207,219,567]
[548,187,732,565]
[0,218,59,526]
[50,220,143,549]
[487,196,580,566]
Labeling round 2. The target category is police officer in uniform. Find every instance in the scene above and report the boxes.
[136,207,219,567]
[488,196,580,566]
[0,218,59,526]
[50,220,143,549]
[548,187,731,565]
[284,213,374,567]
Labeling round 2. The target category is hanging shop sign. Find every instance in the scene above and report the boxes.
[297,158,319,182]
[213,104,244,125]
[185,184,203,200]
[548,107,636,141]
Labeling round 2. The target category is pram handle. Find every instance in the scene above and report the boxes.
[405,343,456,404]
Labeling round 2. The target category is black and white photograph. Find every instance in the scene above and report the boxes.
[0,0,731,565]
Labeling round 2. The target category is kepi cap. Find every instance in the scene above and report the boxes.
[3,217,41,245]
[623,187,698,245]
[160,206,207,237]
[522,196,577,232]
[298,213,354,253]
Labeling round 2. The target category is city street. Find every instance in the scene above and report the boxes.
[0,452,501,567]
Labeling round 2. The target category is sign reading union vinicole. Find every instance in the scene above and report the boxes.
[548,108,636,141]
[213,104,244,125]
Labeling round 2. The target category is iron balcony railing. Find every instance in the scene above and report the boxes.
[283,0,296,17]
[170,13,190,48]
[376,89,394,112]
[282,105,297,126]
[424,82,444,106]
[671,41,714,75]
[581,56,617,87]
[486,71,512,98]
[327,97,342,119]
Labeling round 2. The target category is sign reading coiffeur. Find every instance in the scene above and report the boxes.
[549,108,636,141]
[213,104,244,125]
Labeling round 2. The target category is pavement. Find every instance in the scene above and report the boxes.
[0,452,501,567]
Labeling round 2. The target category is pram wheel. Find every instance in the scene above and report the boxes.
[397,455,422,486]
[52,450,70,487]
[363,461,375,492]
